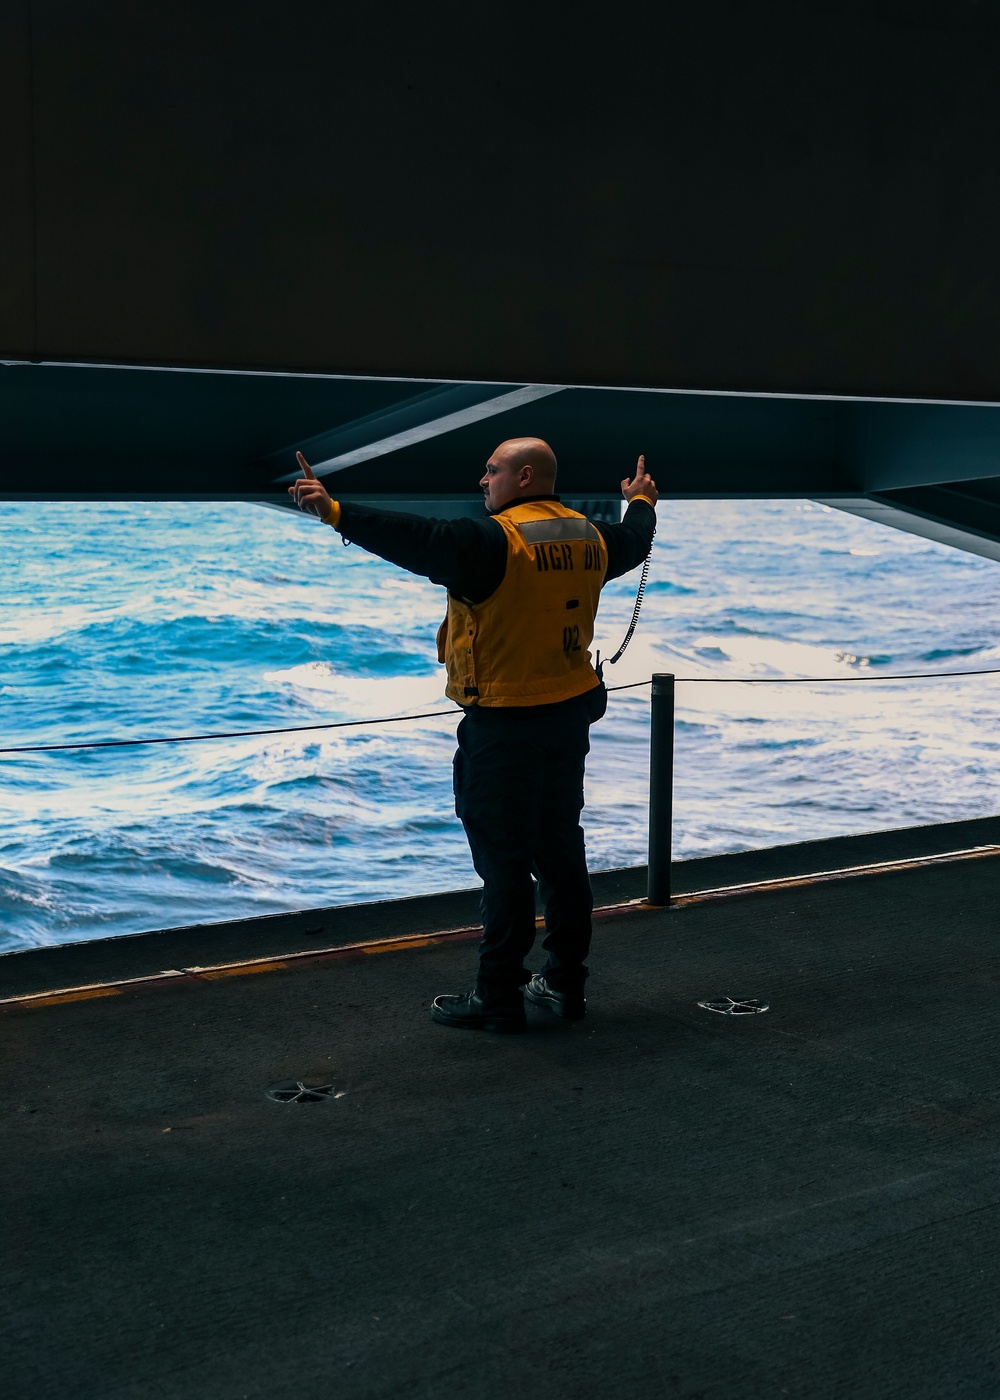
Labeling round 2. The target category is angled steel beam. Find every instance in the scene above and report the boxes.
[817,488,1000,564]
[269,384,564,483]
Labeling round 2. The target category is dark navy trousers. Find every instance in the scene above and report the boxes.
[453,690,603,998]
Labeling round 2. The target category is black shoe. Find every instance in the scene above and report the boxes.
[431,988,527,1033]
[524,973,586,1020]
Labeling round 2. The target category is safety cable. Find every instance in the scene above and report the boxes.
[3,666,1000,756]
[0,708,464,755]
[675,666,1000,684]
[0,688,645,754]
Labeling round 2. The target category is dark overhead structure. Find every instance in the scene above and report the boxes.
[3,2,1000,556]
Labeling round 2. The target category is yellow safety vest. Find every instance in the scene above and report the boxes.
[437,500,609,707]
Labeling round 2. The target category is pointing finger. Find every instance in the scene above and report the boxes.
[296,450,317,481]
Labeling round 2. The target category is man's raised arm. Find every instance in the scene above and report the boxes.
[287,453,507,602]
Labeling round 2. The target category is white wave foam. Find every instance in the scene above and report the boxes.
[691,633,862,678]
[263,661,449,716]
[0,604,119,647]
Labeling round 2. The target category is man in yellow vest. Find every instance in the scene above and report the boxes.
[290,438,657,1032]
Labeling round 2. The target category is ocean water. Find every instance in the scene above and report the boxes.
[1,498,999,954]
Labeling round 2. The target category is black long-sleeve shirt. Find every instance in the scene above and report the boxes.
[336,494,656,603]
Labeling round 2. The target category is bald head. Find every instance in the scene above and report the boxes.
[498,437,558,486]
[480,437,558,513]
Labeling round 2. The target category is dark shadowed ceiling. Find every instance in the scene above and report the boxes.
[3,3,1000,555]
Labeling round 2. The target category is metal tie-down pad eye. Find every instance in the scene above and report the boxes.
[698,997,770,1016]
[266,1080,345,1103]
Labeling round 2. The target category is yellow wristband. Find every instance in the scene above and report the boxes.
[322,499,342,528]
[629,493,656,510]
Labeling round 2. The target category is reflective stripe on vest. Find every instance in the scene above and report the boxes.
[517,518,602,546]
[437,501,609,708]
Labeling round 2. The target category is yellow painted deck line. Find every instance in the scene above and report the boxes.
[361,936,434,954]
[181,926,481,976]
[17,986,124,1007]
[4,843,998,1009]
[195,961,288,979]
[0,969,189,1006]
[668,844,1000,908]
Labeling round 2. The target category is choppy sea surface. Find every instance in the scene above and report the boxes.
[2,499,999,953]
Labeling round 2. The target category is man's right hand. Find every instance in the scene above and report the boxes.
[288,451,334,519]
[621,455,658,507]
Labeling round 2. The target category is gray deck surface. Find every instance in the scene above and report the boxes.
[4,831,1000,1398]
